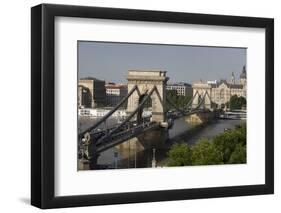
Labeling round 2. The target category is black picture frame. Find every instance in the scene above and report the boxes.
[31,3,274,209]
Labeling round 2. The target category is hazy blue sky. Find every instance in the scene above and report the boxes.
[78,41,246,84]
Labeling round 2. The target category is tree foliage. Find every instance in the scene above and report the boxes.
[228,143,246,164]
[191,139,223,165]
[167,143,192,166]
[213,122,246,163]
[227,95,246,110]
[166,90,192,110]
[167,123,247,166]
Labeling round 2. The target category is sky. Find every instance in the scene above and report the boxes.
[78,41,246,84]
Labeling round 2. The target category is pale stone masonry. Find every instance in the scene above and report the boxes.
[126,70,169,122]
[192,66,247,109]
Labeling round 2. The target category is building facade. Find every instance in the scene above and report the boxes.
[192,66,247,109]
[78,85,91,108]
[78,77,106,108]
[105,83,128,107]
[166,82,193,97]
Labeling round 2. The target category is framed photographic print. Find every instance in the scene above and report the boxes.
[31,3,274,209]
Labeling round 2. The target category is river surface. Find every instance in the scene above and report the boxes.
[78,117,243,169]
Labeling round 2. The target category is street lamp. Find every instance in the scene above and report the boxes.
[152,148,157,168]
[114,151,118,169]
[128,139,130,168]
[134,141,137,168]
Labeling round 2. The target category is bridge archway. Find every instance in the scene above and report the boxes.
[137,94,152,124]
[126,70,169,123]
[192,87,212,109]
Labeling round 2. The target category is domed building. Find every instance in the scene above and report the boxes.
[192,66,247,109]
[240,65,247,85]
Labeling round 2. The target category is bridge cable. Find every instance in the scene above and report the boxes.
[79,85,138,137]
[166,90,199,116]
[96,86,157,144]
[184,91,199,110]
[194,91,209,110]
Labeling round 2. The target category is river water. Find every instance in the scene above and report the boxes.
[78,117,243,169]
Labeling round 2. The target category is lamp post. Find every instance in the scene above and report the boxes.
[78,136,90,170]
[134,141,137,168]
[114,151,118,169]
[128,139,130,168]
[152,148,157,168]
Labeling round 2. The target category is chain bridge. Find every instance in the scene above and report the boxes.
[78,70,213,168]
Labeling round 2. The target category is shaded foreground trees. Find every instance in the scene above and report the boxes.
[167,123,246,166]
[167,143,192,166]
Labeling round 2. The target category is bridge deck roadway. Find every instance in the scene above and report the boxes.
[95,121,161,153]
[93,109,208,153]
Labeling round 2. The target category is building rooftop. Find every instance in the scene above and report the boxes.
[105,84,127,89]
[218,79,228,85]
[127,70,167,77]
[229,84,243,89]
[80,77,104,81]
[128,69,166,73]
[167,82,192,86]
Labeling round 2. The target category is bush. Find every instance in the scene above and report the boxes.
[227,95,247,110]
[213,123,246,163]
[167,123,246,167]
[167,143,192,166]
[228,143,246,164]
[191,139,223,165]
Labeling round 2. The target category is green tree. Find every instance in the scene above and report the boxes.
[213,131,237,163]
[191,139,223,165]
[167,143,192,166]
[228,95,246,110]
[166,123,246,167]
[166,90,192,110]
[213,123,246,163]
[234,122,247,146]
[228,143,246,164]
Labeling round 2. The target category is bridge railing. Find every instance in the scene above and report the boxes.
[79,84,213,159]
[166,90,210,119]
[96,121,159,153]
[95,86,157,144]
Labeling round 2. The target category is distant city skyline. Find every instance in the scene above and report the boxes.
[78,41,246,84]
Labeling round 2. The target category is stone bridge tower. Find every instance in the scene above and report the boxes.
[192,81,212,109]
[126,70,169,123]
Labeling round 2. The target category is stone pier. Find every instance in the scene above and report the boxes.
[186,111,215,125]
[115,128,169,168]
[116,128,169,158]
